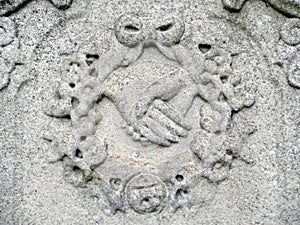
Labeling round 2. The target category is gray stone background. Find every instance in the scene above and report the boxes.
[0,0,299,224]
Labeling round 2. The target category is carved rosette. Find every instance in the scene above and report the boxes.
[45,12,256,215]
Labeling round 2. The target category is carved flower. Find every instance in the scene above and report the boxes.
[72,136,107,171]
[62,136,107,187]
[203,46,255,111]
[199,102,231,133]
[63,158,87,187]
[190,130,234,182]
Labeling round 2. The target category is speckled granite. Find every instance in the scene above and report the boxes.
[0,0,299,224]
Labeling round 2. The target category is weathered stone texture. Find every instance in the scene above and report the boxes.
[0,0,299,224]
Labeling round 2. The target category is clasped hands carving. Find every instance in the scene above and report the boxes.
[50,13,249,148]
[45,13,256,211]
[71,13,227,147]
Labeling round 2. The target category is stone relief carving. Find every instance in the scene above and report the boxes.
[222,0,300,18]
[286,48,300,88]
[280,18,300,88]
[223,0,300,89]
[45,12,256,215]
[0,17,18,91]
[0,0,73,92]
[281,18,300,46]
[0,0,73,15]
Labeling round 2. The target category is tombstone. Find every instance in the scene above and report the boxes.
[0,0,299,224]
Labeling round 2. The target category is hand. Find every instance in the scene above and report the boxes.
[123,99,191,146]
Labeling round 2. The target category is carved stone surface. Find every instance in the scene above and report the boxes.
[0,0,72,15]
[222,0,300,17]
[0,17,17,90]
[0,0,299,224]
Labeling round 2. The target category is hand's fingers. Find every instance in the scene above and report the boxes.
[140,137,151,146]
[144,117,180,143]
[123,123,142,141]
[148,108,188,137]
[152,100,191,130]
[135,97,153,119]
[126,126,135,136]
[132,132,141,141]
[139,125,171,147]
